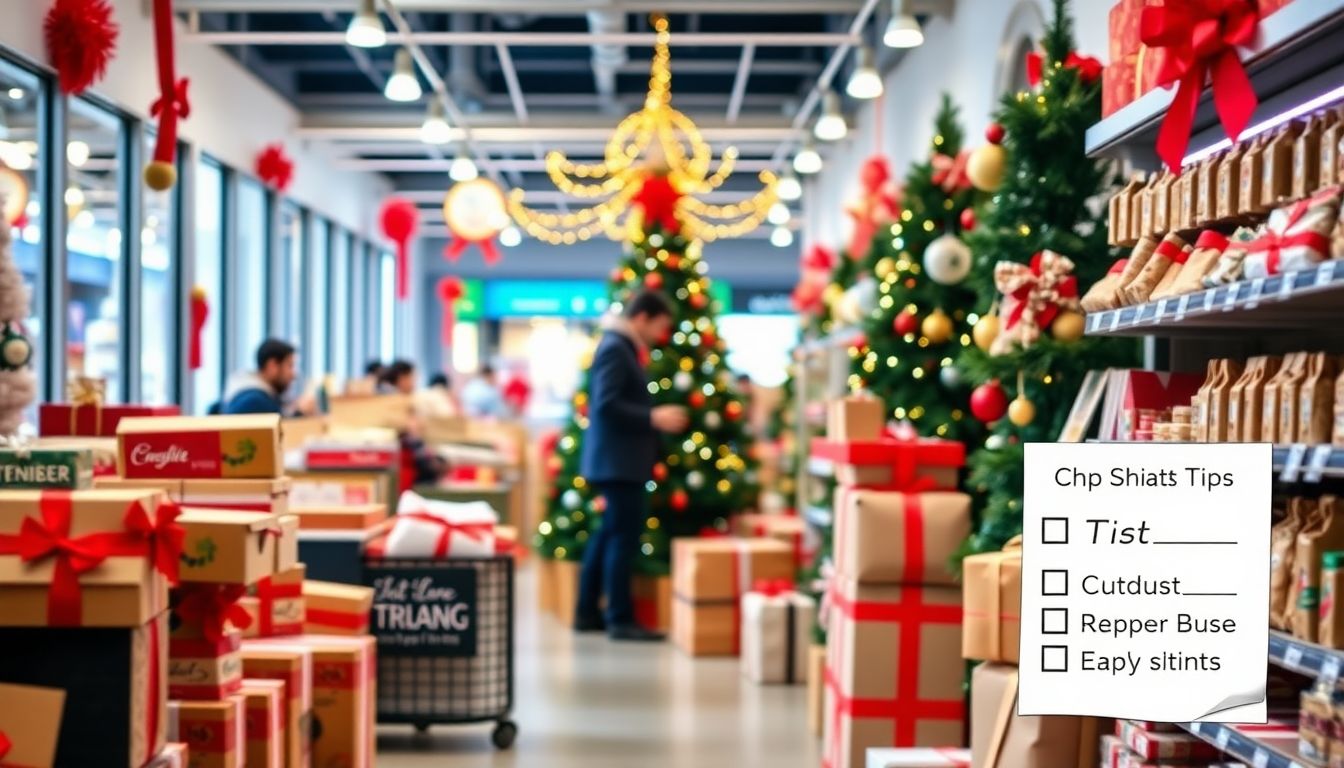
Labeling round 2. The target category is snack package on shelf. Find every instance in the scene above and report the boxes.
[1321,106,1344,194]
[1196,154,1222,225]
[1243,186,1341,279]
[1301,687,1332,763]
[0,446,93,489]
[1108,175,1145,247]
[1277,353,1312,444]
[1080,259,1129,313]
[116,415,283,480]
[1320,551,1344,649]
[1293,497,1344,642]
[1150,171,1175,236]
[168,695,245,768]
[1153,230,1230,300]
[1271,499,1310,630]
[240,678,286,768]
[1262,122,1306,208]
[961,537,1022,664]
[1109,237,1158,308]
[1294,114,1325,200]
[1240,134,1270,216]
[0,682,65,768]
[1233,356,1283,442]
[826,396,885,442]
[1300,352,1338,444]
[740,584,814,685]
[833,488,970,585]
[93,476,291,516]
[671,537,794,656]
[168,629,243,700]
[1201,227,1259,287]
[1125,233,1190,305]
[1204,359,1244,444]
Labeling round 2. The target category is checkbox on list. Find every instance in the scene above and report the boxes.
[1042,608,1068,634]
[1041,645,1069,672]
[1041,517,1069,544]
[1042,570,1069,596]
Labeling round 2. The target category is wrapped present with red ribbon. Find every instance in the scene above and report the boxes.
[300,579,373,636]
[0,683,65,768]
[971,663,1099,768]
[116,414,283,480]
[1242,185,1342,279]
[0,488,182,627]
[822,579,964,768]
[834,488,971,586]
[171,584,254,645]
[168,695,245,768]
[383,490,497,558]
[38,382,180,439]
[239,565,307,638]
[239,679,285,768]
[287,635,376,768]
[992,251,1081,354]
[94,476,291,516]
[1102,0,1167,118]
[177,510,280,586]
[145,742,189,768]
[169,629,243,701]
[961,537,1023,664]
[671,537,794,657]
[810,435,964,491]
[632,573,672,633]
[238,643,312,768]
[733,513,808,570]
[741,579,814,685]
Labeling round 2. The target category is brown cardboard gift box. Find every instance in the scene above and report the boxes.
[633,573,672,633]
[671,537,794,656]
[177,509,279,586]
[733,513,807,567]
[93,476,291,516]
[239,565,307,638]
[807,643,827,737]
[288,503,387,531]
[970,662,1098,768]
[240,679,286,768]
[301,579,374,635]
[292,635,376,768]
[116,414,282,480]
[833,489,970,585]
[552,558,581,626]
[961,538,1022,664]
[168,629,243,701]
[827,396,884,442]
[168,694,245,768]
[286,471,388,508]
[0,682,65,768]
[823,580,964,768]
[239,642,314,768]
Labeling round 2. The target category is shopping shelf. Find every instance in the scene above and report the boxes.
[1272,445,1344,483]
[1178,721,1309,768]
[1269,630,1344,680]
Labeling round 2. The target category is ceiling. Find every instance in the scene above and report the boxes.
[174,0,899,239]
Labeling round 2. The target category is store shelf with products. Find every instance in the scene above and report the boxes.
[1269,629,1344,680]
[1177,721,1309,768]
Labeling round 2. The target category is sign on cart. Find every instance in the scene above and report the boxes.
[367,566,479,656]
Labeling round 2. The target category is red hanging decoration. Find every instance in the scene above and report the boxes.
[188,286,209,370]
[144,0,189,191]
[255,143,295,192]
[669,489,689,511]
[644,272,664,290]
[970,380,1009,423]
[959,208,977,232]
[632,173,682,232]
[893,310,919,336]
[436,276,465,349]
[930,151,973,194]
[379,198,419,300]
[984,123,1005,145]
[1025,50,1102,88]
[44,0,119,95]
[845,156,902,261]
[1140,0,1259,173]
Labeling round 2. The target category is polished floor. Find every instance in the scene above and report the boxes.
[376,561,822,767]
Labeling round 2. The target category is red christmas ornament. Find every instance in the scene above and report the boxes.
[852,333,867,350]
[665,254,681,270]
[970,380,1009,423]
[632,173,682,232]
[592,496,607,513]
[255,143,295,192]
[725,401,743,421]
[670,489,689,511]
[985,123,1005,145]
[960,208,977,231]
[379,198,419,300]
[644,272,664,290]
[44,0,119,95]
[689,293,708,310]
[700,329,717,348]
[689,391,706,408]
[653,463,668,482]
[610,267,624,283]
[436,276,465,348]
[893,310,919,336]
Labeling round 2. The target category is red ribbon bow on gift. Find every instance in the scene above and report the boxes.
[1140,0,1259,173]
[120,499,185,585]
[12,493,111,626]
[0,731,11,762]
[1025,50,1103,88]
[176,584,253,644]
[1244,187,1337,275]
[995,250,1080,342]
[930,151,972,194]
[751,578,795,597]
[400,512,493,558]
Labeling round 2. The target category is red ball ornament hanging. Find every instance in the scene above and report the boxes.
[670,489,690,511]
[653,463,668,482]
[689,292,708,310]
[644,272,664,290]
[893,310,919,336]
[689,391,706,408]
[985,123,1005,145]
[700,329,717,348]
[970,380,1010,423]
[665,254,681,270]
[959,208,977,231]
[610,267,625,283]
[592,495,607,513]
[725,401,744,421]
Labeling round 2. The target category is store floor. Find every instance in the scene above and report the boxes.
[377,561,821,767]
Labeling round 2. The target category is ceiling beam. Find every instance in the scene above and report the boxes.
[335,157,779,172]
[296,124,800,142]
[394,188,776,203]
[294,93,801,110]
[182,30,861,47]
[285,57,821,76]
[725,42,754,124]
[173,0,864,13]
[494,44,529,124]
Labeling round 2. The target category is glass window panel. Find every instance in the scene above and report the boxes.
[193,157,224,414]
[330,228,349,378]
[306,217,328,376]
[379,250,395,359]
[66,98,125,402]
[233,176,267,369]
[140,132,176,405]
[0,61,45,421]
[348,239,365,376]
[279,202,304,344]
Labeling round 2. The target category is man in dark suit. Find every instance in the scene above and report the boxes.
[576,290,688,641]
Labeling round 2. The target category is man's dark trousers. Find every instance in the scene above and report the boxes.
[576,482,645,626]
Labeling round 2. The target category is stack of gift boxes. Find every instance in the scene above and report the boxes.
[1100,721,1251,768]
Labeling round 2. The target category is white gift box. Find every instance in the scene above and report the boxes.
[865,748,971,768]
[740,588,814,685]
[384,490,498,558]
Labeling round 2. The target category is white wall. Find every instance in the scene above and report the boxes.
[0,0,389,236]
[803,0,1110,251]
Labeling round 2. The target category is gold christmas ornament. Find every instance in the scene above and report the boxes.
[1050,310,1085,342]
[143,161,177,191]
[1008,371,1035,426]
[966,143,1006,192]
[972,312,1000,352]
[920,308,954,344]
[875,256,896,281]
[822,282,845,307]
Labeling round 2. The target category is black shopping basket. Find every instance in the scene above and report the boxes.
[362,553,517,749]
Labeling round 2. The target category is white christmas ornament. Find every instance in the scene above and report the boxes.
[687,471,704,489]
[939,365,961,388]
[673,371,693,391]
[704,411,722,429]
[985,434,1007,450]
[562,489,582,510]
[924,234,972,285]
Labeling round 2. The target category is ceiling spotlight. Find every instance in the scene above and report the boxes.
[814,91,848,141]
[767,201,791,226]
[64,185,84,208]
[384,48,422,102]
[420,100,451,145]
[777,171,802,201]
[770,226,794,248]
[500,226,522,247]
[449,153,478,182]
[884,0,924,49]
[6,88,22,101]
[346,0,386,48]
[67,140,91,167]
[793,142,823,175]
[846,46,884,100]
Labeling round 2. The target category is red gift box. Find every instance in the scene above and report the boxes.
[810,436,963,491]
[39,403,180,438]
[1115,370,1203,440]
[1101,0,1167,118]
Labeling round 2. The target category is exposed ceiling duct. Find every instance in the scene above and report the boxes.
[585,10,626,113]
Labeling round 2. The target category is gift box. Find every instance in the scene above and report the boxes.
[0,682,66,768]
[823,579,964,768]
[808,642,827,736]
[1115,719,1220,761]
[288,503,387,531]
[146,743,189,768]
[864,748,971,768]
[0,446,93,489]
[834,489,970,586]
[1243,185,1342,278]
[301,579,373,636]
[827,396,885,442]
[177,509,279,586]
[93,477,290,516]
[116,415,282,480]
[971,662,1096,768]
[632,573,671,633]
[287,472,386,507]
[301,442,399,471]
[167,695,244,768]
[961,537,1022,664]
[671,537,795,656]
[1102,0,1165,118]
[741,584,814,685]
[39,402,180,438]
[292,635,376,768]
[384,490,497,558]
[733,513,807,568]
[240,642,313,768]
[240,679,285,768]
[811,437,963,491]
[31,436,118,477]
[0,612,168,767]
[168,630,243,700]
[239,565,307,638]
[1104,370,1204,442]
[0,488,178,627]
[327,393,413,432]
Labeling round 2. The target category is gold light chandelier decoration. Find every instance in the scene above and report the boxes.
[508,14,779,245]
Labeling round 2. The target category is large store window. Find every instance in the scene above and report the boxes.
[140,132,177,405]
[279,201,305,345]
[379,250,395,359]
[193,157,225,414]
[233,176,268,369]
[0,61,46,413]
[66,98,125,402]
[330,228,350,379]
[348,239,367,375]
[306,216,329,376]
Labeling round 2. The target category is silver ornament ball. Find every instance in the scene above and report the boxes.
[923,234,972,285]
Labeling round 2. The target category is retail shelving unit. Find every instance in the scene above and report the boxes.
[794,327,863,526]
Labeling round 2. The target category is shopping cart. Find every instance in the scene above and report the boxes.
[362,553,517,749]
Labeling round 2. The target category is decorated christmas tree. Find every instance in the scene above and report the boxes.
[851,95,984,445]
[0,204,36,435]
[535,185,759,576]
[957,0,1136,558]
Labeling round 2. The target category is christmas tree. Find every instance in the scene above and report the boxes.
[851,95,984,445]
[535,197,759,576]
[957,0,1136,558]
[0,203,36,435]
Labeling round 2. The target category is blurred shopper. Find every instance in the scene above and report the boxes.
[221,339,311,416]
[576,292,688,642]
[735,373,757,438]
[378,360,416,395]
[416,372,461,419]
[462,365,506,418]
[374,359,447,485]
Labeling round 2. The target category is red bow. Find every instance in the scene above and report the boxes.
[1025,51,1103,87]
[802,244,836,272]
[12,493,110,626]
[0,729,10,761]
[752,578,794,597]
[255,143,294,192]
[150,77,191,122]
[400,512,492,558]
[1141,0,1259,172]
[930,151,972,194]
[1244,190,1335,275]
[120,499,185,585]
[176,584,252,644]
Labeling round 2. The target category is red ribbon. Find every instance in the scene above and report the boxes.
[437,276,465,350]
[930,151,972,193]
[751,578,794,597]
[443,236,501,266]
[1004,251,1079,332]
[304,606,369,632]
[1108,258,1130,275]
[176,584,253,644]
[1140,0,1259,172]
[188,289,208,371]
[1154,237,1189,265]
[399,512,492,558]
[1245,190,1335,275]
[119,499,185,585]
[254,576,302,637]
[0,492,107,625]
[148,0,188,167]
[1025,50,1103,87]
[1195,230,1231,252]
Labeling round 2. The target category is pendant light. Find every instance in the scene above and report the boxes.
[813,91,848,141]
[767,201,791,226]
[770,226,794,248]
[346,0,386,48]
[420,100,451,144]
[777,170,802,201]
[449,151,478,182]
[793,142,823,175]
[846,46,884,100]
[884,0,924,49]
[384,48,422,102]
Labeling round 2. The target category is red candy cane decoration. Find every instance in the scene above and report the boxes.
[144,0,189,191]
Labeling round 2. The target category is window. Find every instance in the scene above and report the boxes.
[306,216,329,376]
[66,98,126,402]
[0,60,46,417]
[348,239,366,376]
[193,157,225,414]
[140,131,177,405]
[379,250,395,359]
[279,201,304,344]
[233,176,268,369]
[330,228,350,378]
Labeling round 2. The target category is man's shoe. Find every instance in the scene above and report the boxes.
[574,615,607,632]
[607,624,665,642]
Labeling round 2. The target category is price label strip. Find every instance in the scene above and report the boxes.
[1244,277,1266,310]
[1277,272,1297,302]
[1304,445,1334,484]
[1316,260,1339,288]
[1203,288,1218,313]
[1251,748,1268,768]
[1216,728,1232,750]
[1283,644,1304,670]
[1323,655,1341,681]
[1174,293,1192,322]
[1109,310,1121,332]
[1280,444,1308,483]
[1154,298,1171,324]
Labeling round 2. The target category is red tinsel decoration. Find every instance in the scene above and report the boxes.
[379,198,419,300]
[631,173,682,232]
[44,0,119,95]
[255,143,295,192]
